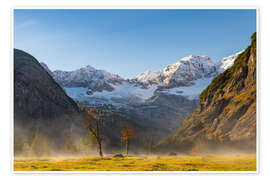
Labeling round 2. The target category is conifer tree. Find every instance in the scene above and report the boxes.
[76,130,97,155]
[22,142,31,157]
[61,131,77,155]
[76,138,84,154]
[14,135,22,156]
[31,129,43,157]
[83,130,96,155]
[43,135,52,156]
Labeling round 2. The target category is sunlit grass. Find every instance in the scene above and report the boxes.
[14,154,256,171]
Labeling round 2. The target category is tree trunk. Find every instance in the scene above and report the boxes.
[126,139,129,156]
[97,140,103,157]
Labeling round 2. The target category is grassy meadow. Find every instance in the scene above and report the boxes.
[14,154,256,171]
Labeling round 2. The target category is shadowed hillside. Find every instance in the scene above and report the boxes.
[14,49,84,153]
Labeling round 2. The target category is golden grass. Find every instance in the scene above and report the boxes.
[14,154,256,171]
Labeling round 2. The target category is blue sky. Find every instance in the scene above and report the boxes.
[14,9,256,78]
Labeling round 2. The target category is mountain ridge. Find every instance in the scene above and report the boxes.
[132,55,217,88]
[41,52,241,100]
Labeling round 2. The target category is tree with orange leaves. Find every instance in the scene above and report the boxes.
[118,121,136,156]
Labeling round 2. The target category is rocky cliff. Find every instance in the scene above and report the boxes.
[157,33,256,153]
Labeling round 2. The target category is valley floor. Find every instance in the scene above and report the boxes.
[13,154,256,172]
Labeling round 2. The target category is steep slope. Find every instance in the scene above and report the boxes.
[158,33,256,153]
[14,49,83,151]
[40,62,54,76]
[216,51,243,73]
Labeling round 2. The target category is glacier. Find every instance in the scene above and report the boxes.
[41,51,242,108]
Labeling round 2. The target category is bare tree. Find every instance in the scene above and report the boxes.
[118,121,136,156]
[84,109,108,157]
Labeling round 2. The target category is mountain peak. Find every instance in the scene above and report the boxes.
[80,65,96,71]
[133,55,217,88]
[47,63,125,93]
[216,51,243,73]
[180,55,211,62]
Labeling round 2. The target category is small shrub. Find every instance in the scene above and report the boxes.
[113,154,124,158]
[168,152,177,156]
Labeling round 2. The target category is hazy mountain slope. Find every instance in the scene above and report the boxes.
[157,33,256,153]
[14,49,83,150]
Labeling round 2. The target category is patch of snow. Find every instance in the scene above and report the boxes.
[89,82,157,101]
[216,51,243,73]
[162,77,214,100]
[64,82,158,107]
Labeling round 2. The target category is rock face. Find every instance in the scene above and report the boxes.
[14,49,82,147]
[158,33,256,153]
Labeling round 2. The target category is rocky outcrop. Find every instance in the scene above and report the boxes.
[157,33,256,153]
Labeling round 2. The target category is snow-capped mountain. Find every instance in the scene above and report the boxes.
[41,64,125,94]
[133,55,217,88]
[41,52,241,105]
[216,51,243,73]
[40,52,241,139]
